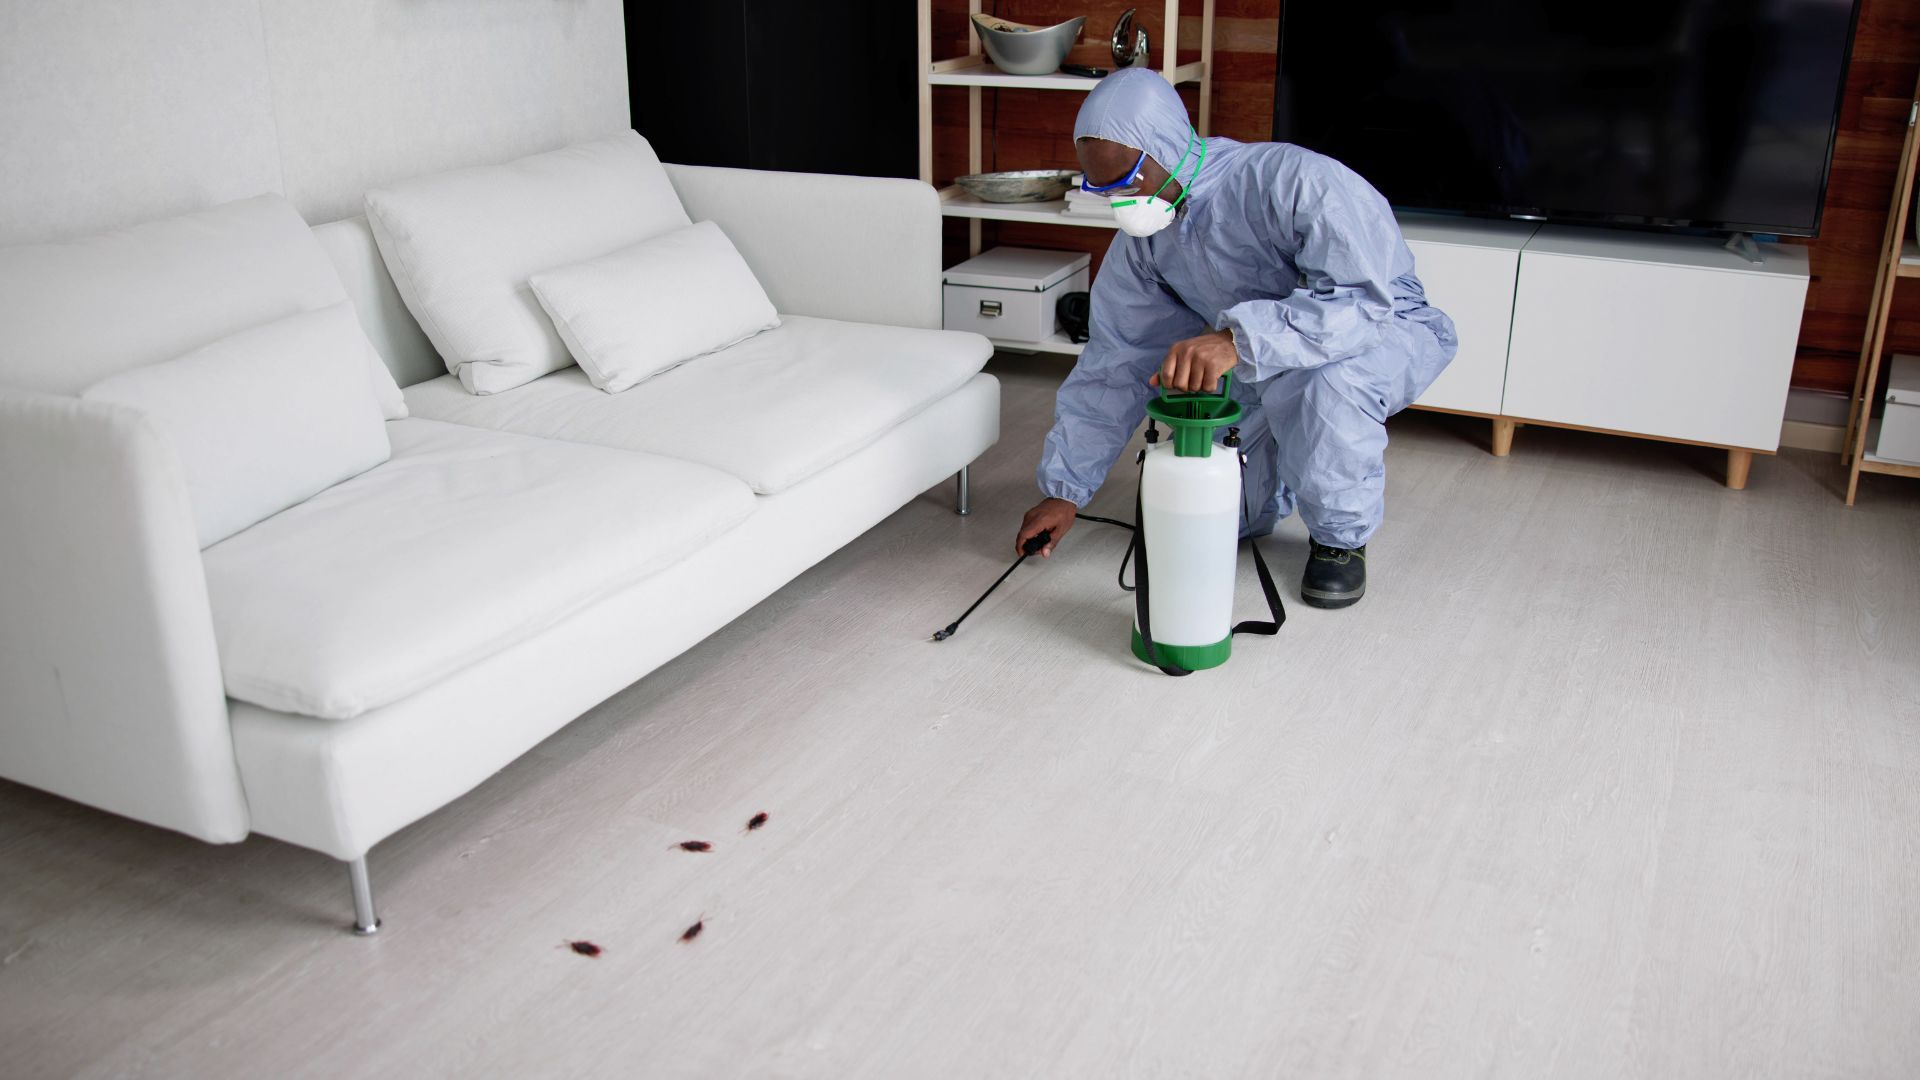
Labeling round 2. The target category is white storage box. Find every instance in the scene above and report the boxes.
[1875,353,1920,464]
[943,246,1091,344]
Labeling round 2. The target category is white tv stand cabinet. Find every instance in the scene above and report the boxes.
[1400,214,1811,489]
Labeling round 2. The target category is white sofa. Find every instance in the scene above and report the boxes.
[0,143,998,932]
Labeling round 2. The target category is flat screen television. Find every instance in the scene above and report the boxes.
[1272,1,1863,237]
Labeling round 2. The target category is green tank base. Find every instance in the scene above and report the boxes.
[1130,628,1232,671]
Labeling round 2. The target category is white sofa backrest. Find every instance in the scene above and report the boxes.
[664,165,943,333]
[316,157,952,390]
[0,195,350,395]
[312,216,445,389]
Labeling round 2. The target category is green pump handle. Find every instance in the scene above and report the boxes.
[1145,373,1243,457]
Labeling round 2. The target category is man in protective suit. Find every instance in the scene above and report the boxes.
[1015,69,1458,609]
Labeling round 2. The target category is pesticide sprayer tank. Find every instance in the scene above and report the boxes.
[1132,380,1244,671]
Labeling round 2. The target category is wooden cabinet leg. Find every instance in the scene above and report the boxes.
[1726,449,1752,490]
[1490,418,1515,457]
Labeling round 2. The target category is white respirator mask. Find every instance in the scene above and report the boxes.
[1109,128,1205,239]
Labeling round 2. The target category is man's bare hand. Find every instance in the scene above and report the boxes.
[1016,498,1077,558]
[1150,329,1238,393]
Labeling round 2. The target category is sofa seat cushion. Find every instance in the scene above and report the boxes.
[201,419,755,720]
[403,316,992,494]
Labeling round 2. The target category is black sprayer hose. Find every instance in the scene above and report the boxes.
[931,513,1141,642]
[1077,512,1137,592]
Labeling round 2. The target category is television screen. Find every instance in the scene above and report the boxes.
[1272,0,1862,236]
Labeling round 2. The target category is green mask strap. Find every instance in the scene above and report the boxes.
[1111,128,1205,212]
[1162,128,1205,210]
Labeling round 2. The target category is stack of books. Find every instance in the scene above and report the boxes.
[1063,177,1115,220]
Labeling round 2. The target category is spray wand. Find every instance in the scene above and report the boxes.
[931,529,1051,641]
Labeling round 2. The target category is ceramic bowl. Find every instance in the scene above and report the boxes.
[970,14,1087,76]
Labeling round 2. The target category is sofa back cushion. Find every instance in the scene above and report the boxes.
[82,302,394,548]
[363,131,691,396]
[529,221,781,394]
[0,195,349,396]
[0,193,408,421]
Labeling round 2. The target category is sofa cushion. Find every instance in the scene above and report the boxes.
[0,194,407,419]
[201,419,756,720]
[529,220,780,394]
[365,131,691,396]
[404,316,992,494]
[83,303,394,548]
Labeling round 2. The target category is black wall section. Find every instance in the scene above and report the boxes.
[627,0,916,178]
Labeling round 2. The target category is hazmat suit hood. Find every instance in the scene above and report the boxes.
[1072,68,1202,197]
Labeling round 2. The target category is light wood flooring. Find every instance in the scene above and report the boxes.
[3,357,1918,1078]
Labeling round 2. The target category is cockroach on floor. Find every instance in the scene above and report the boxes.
[744,812,769,832]
[679,917,705,944]
[672,840,713,852]
[565,940,603,957]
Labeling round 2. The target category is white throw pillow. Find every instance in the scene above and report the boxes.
[528,221,781,394]
[364,131,692,396]
[0,194,406,420]
[82,302,393,548]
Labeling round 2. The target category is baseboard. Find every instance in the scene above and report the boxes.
[1779,418,1844,454]
[1777,388,1849,454]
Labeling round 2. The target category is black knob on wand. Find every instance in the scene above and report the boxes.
[932,530,1052,642]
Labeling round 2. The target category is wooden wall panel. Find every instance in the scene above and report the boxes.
[931,0,1920,394]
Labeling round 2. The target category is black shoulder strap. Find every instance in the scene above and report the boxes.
[1231,450,1286,636]
[1229,536,1286,636]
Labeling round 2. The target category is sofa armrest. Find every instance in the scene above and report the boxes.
[665,164,943,331]
[0,390,248,843]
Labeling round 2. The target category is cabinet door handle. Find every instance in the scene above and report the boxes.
[979,300,1003,318]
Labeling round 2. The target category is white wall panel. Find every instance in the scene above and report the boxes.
[0,1,283,244]
[259,0,630,224]
[0,0,629,243]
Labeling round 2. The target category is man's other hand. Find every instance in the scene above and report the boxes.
[1151,329,1237,393]
[1016,498,1077,557]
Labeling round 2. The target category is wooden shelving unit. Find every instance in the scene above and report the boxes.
[915,1,1216,259]
[1841,71,1920,504]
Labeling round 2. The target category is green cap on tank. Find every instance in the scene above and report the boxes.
[1144,374,1244,457]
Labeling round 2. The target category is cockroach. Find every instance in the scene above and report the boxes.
[566,940,603,957]
[745,811,769,832]
[672,840,713,853]
[679,917,705,944]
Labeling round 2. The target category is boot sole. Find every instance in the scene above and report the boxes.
[1301,585,1365,609]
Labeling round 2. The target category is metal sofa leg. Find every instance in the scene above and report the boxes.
[955,466,972,517]
[347,856,381,936]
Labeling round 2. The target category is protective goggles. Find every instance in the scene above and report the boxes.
[1079,148,1148,194]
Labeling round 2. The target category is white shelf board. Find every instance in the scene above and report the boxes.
[930,60,1204,91]
[1899,238,1920,277]
[939,186,1119,228]
[988,331,1085,356]
[1861,416,1920,469]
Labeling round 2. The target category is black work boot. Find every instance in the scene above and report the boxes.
[1302,540,1366,609]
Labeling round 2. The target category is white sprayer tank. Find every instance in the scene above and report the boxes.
[1132,380,1246,671]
